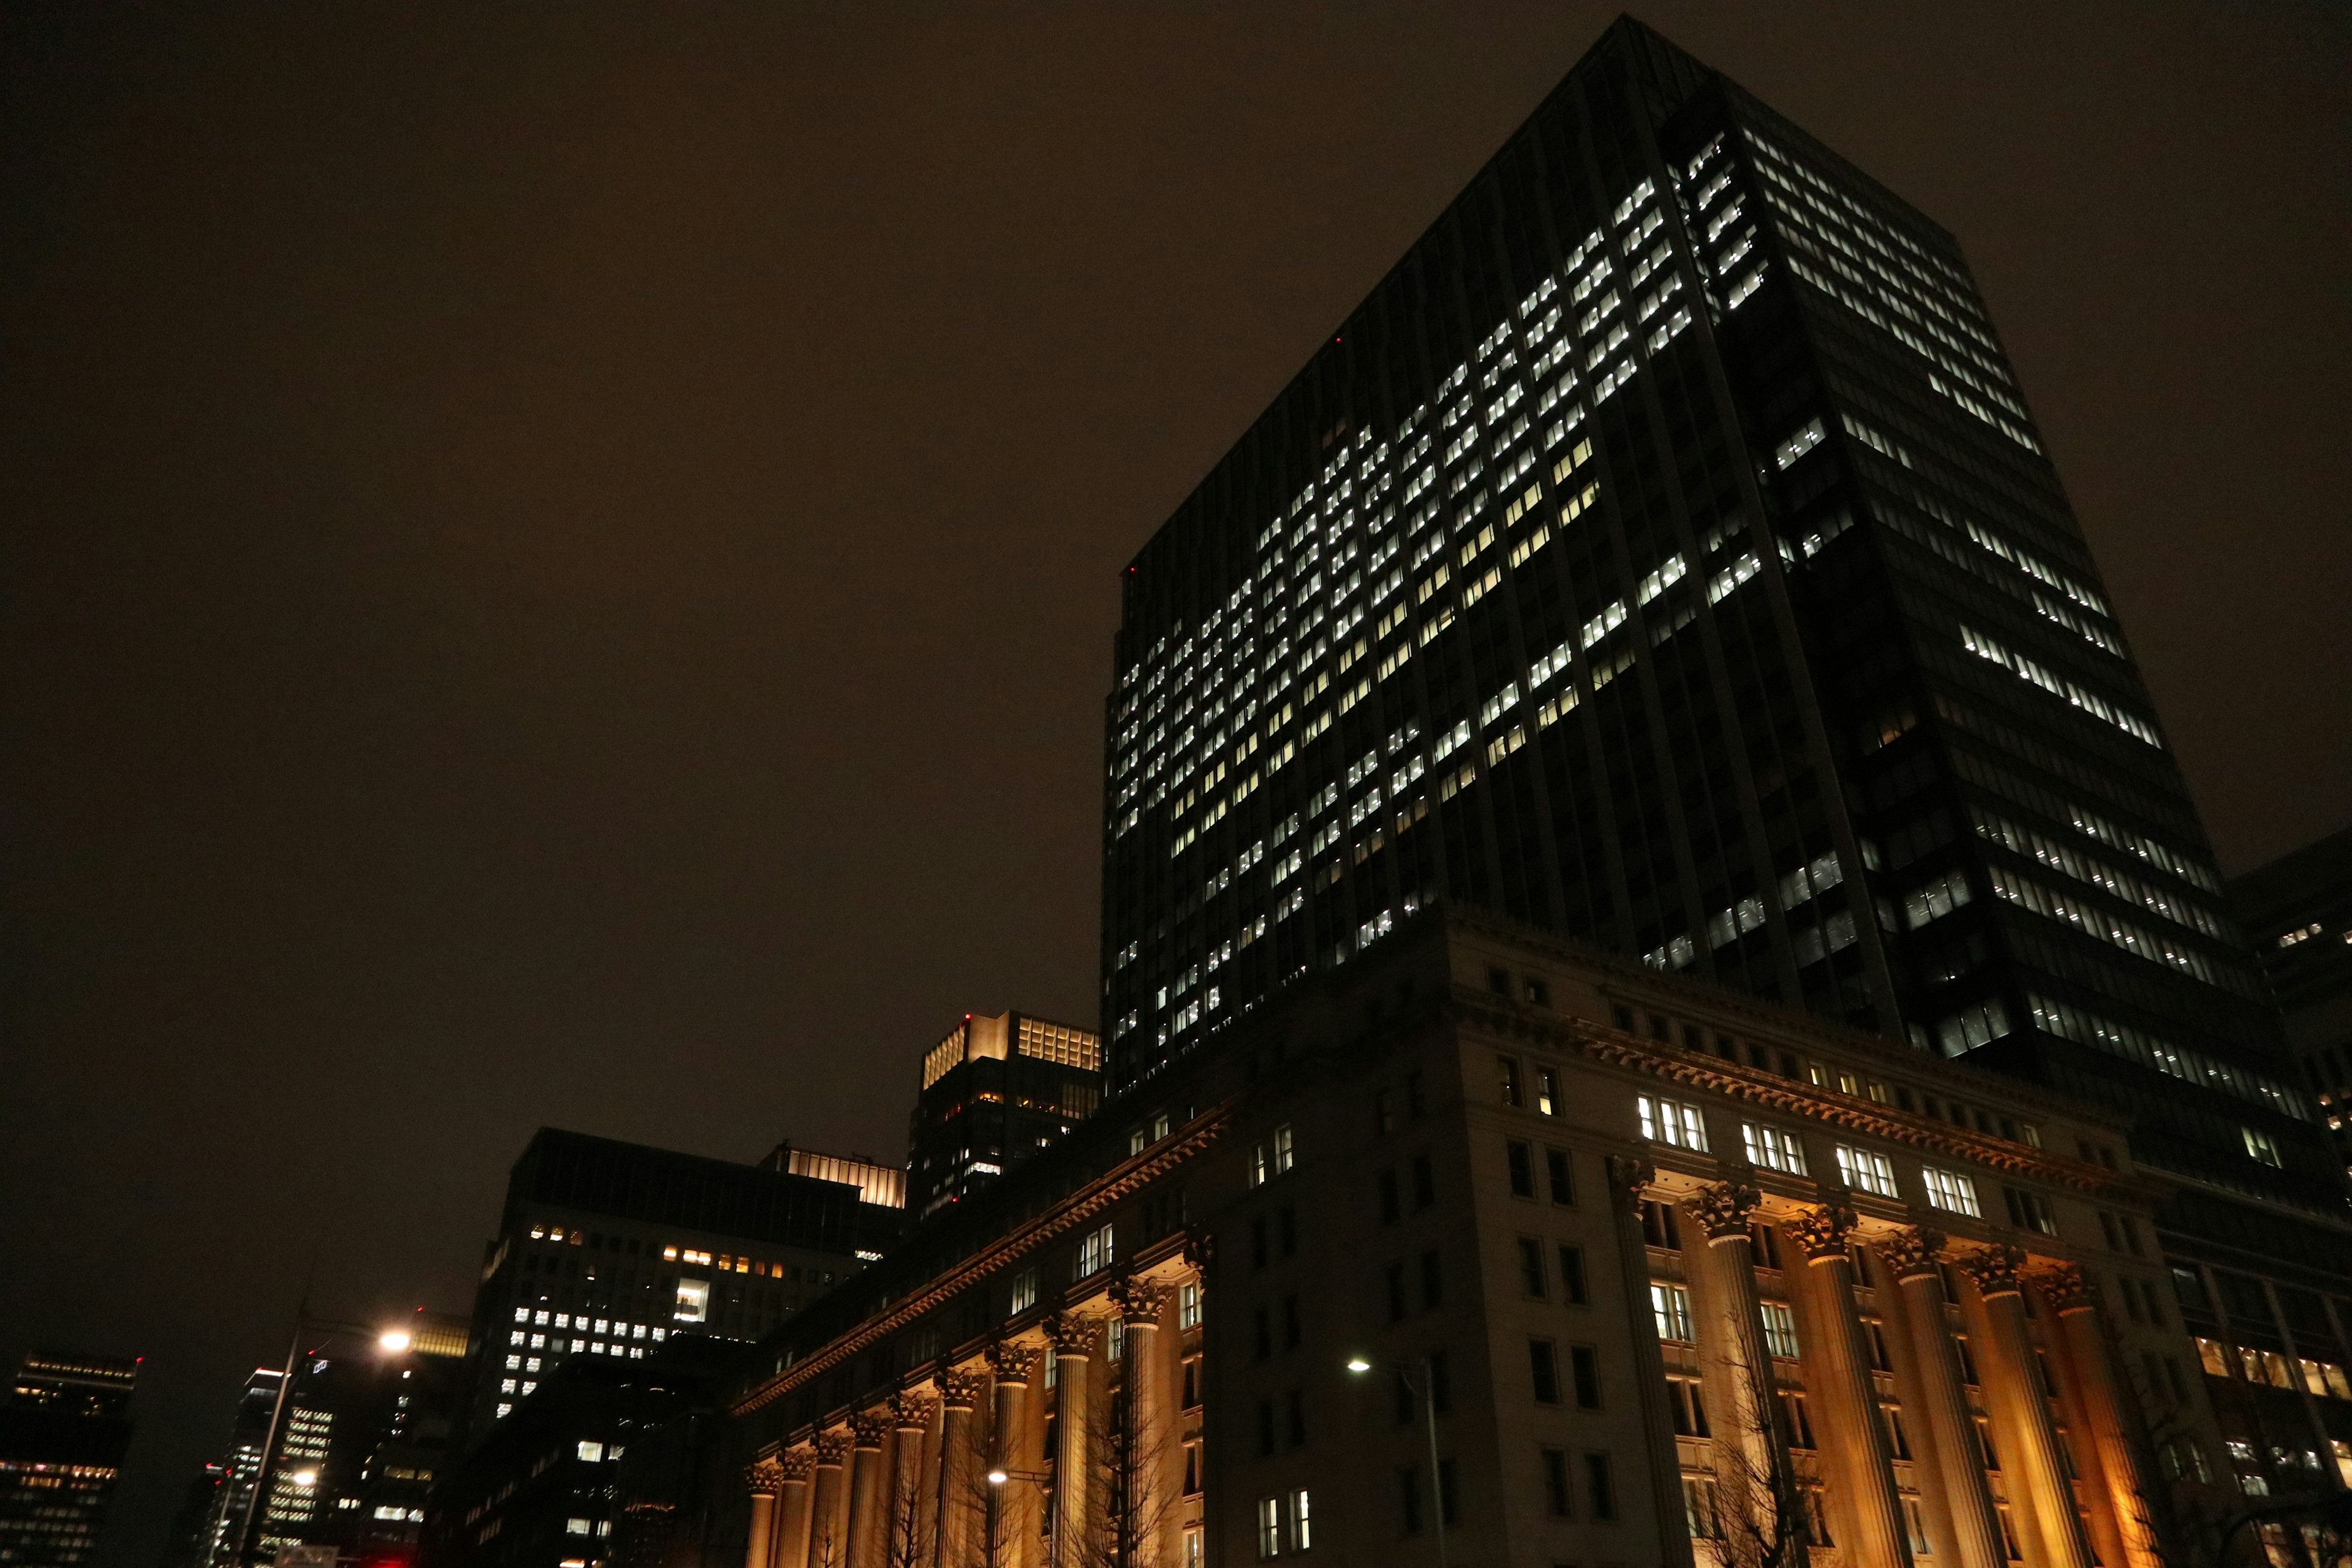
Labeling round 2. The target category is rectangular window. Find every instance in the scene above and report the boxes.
[1584,1453,1616,1520]
[1545,1147,1575,1204]
[1385,1262,1408,1322]
[1438,1458,1459,1525]
[1507,1139,1536,1197]
[1256,1496,1283,1559]
[1420,1249,1442,1309]
[1256,1400,1275,1456]
[1180,1281,1202,1330]
[1184,1528,1203,1568]
[1760,1301,1800,1359]
[1570,1344,1601,1408]
[1558,1244,1589,1305]
[1541,1448,1571,1516]
[1834,1144,1899,1198]
[1286,1390,1306,1447]
[1683,1476,1722,1539]
[1780,1391,1816,1449]
[1076,1223,1115,1278]
[1499,1055,1523,1106]
[1412,1154,1435,1207]
[1668,1376,1709,1437]
[1637,1094,1709,1150]
[1537,1067,1560,1115]
[1921,1166,1981,1216]
[1741,1123,1809,1175]
[1397,1467,1422,1535]
[1517,1237,1547,1297]
[2003,1186,2058,1235]
[1288,1490,1311,1550]
[1529,1339,1561,1403]
[1651,1282,1694,1343]
[1009,1267,1038,1315]
[1378,1169,1400,1224]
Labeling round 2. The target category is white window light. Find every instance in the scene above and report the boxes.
[1834,1145,1899,1199]
[1740,1123,1808,1176]
[1921,1166,1981,1217]
[1638,1095,1709,1152]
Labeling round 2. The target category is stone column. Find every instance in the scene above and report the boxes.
[808,1430,854,1568]
[1786,1205,1912,1567]
[1686,1182,1800,1553]
[845,1410,893,1568]
[2039,1265,2162,1568]
[1879,1229,2007,1568]
[1607,1158,1700,1568]
[1959,1246,2092,1568]
[934,1369,986,1568]
[1111,1277,1175,1568]
[891,1392,938,1568]
[746,1458,785,1568]
[989,1341,1043,1568]
[775,1448,816,1568]
[1046,1313,1099,1568]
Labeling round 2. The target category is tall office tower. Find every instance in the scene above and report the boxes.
[907,1010,1104,1216]
[1099,18,2346,1268]
[459,1129,907,1441]
[0,1352,137,1568]
[2231,826,2352,1176]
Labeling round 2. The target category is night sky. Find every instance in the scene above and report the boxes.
[3,5,2345,1564]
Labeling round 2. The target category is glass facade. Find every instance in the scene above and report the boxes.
[1099,18,2343,1250]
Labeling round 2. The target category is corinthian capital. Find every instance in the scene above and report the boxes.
[779,1448,816,1483]
[1046,1311,1100,1357]
[1605,1155,1657,1213]
[937,1367,987,1410]
[848,1410,892,1448]
[1877,1226,1945,1282]
[746,1457,786,1494]
[1957,1243,2027,1300]
[2034,1260,2098,1314]
[988,1339,1042,1381]
[814,1429,854,1464]
[1785,1204,1858,1263]
[1687,1180,1761,1242]
[891,1390,937,1430]
[1110,1276,1174,1326]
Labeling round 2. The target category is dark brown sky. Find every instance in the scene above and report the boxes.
[3,4,2345,1563]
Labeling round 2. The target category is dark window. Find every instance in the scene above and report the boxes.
[1517,1237,1547,1297]
[1375,1090,1396,1135]
[1278,1205,1297,1258]
[1412,1155,1435,1208]
[1281,1294,1301,1351]
[1585,1453,1616,1520]
[1546,1148,1576,1205]
[1182,1357,1200,1409]
[1541,1448,1571,1516]
[1430,1350,1451,1412]
[1488,965,1511,995]
[1286,1389,1306,1448]
[1570,1344,1601,1408]
[1420,1249,1442,1310]
[1499,1054,1523,1106]
[1610,1003,1634,1031]
[1251,1217,1268,1270]
[1641,1199,1681,1250]
[1438,1458,1460,1525]
[1256,1398,1275,1456]
[1385,1262,1407,1322]
[1525,977,1550,1006]
[1378,1169,1401,1224]
[1529,1340,1561,1404]
[1406,1071,1424,1118]
[1397,1467,1422,1535]
[1253,1306,1272,1361]
[1393,1370,1415,1426]
[1558,1245,1588,1305]
[1507,1140,1536,1197]
[1668,1377,1709,1436]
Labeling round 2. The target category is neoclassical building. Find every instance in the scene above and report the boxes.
[714,911,2323,1568]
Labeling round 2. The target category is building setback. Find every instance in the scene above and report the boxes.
[1095,14,2347,1292]
[0,1354,136,1568]
[459,1131,909,1444]
[909,1011,1104,1218]
[708,911,2341,1568]
[2230,825,2352,1179]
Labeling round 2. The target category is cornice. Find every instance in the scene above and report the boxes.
[1453,990,2146,1200]
[732,1099,1230,1417]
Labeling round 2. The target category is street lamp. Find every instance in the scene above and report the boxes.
[235,1313,419,1568]
[1346,1354,1447,1568]
[982,1463,1050,1568]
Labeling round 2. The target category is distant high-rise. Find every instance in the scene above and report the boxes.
[2231,824,2352,1176]
[0,1352,137,1568]
[458,1129,908,1441]
[1098,17,2347,1280]
[907,1010,1102,1216]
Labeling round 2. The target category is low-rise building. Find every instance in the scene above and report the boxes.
[714,911,2349,1568]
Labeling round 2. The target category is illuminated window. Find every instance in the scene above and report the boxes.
[1760,1302,1800,1359]
[1649,1283,1694,1343]
[1076,1224,1115,1280]
[1740,1123,1807,1175]
[577,1442,603,1463]
[1834,1145,1898,1198]
[1637,1095,1708,1151]
[1921,1166,1981,1217]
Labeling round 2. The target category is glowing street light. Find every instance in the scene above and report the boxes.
[1347,1353,1447,1568]
[289,1471,318,1488]
[378,1330,412,1353]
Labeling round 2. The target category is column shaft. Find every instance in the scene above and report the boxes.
[1881,1236,2007,1568]
[1686,1185,1801,1556]
[1964,1252,2092,1568]
[936,1396,978,1568]
[776,1470,813,1568]
[1787,1210,1912,1567]
[1047,1321,1096,1568]
[747,1487,777,1568]
[988,1346,1040,1568]
[2052,1295,2162,1568]
[845,1423,889,1568]
[807,1443,850,1568]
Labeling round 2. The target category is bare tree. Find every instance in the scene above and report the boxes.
[1707,1332,1812,1568]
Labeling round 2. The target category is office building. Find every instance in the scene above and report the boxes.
[2231,824,2352,1175]
[717,911,2338,1568]
[1096,16,2345,1302]
[909,1011,1104,1217]
[460,1131,908,1442]
[0,1353,136,1568]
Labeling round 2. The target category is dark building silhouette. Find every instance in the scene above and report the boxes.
[459,1131,908,1443]
[907,1011,1102,1218]
[1096,15,2346,1289]
[0,1352,137,1568]
[2231,824,2352,1177]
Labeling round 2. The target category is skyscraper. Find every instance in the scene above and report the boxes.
[907,1009,1102,1216]
[0,1352,137,1568]
[2231,825,2352,1177]
[1098,17,2345,1273]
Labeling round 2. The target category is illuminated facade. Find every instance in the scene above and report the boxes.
[911,1011,1105,1216]
[0,1354,136,1568]
[459,1129,908,1441]
[715,913,2331,1568]
[1095,17,2345,1297]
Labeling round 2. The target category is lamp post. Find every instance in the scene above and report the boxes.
[1346,1354,1446,1568]
[984,1464,1051,1568]
[234,1313,417,1568]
